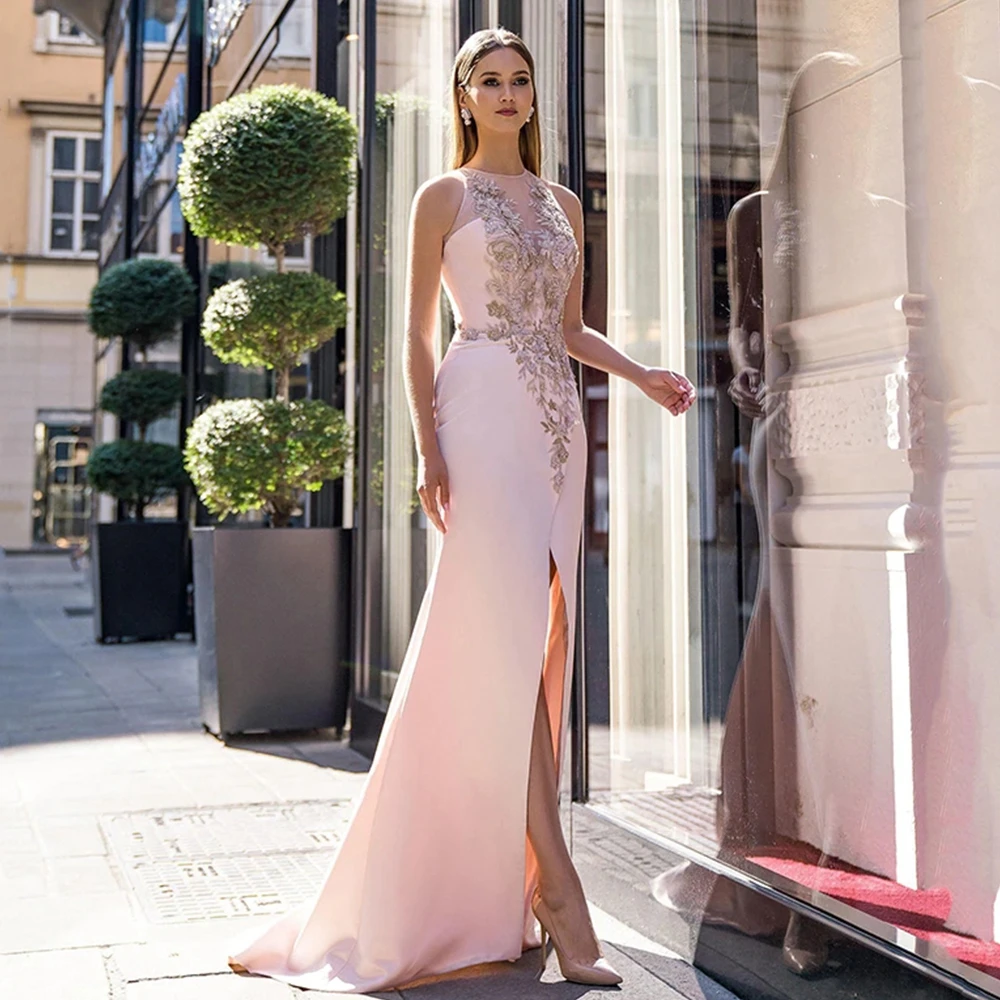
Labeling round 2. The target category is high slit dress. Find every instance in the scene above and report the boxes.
[225,164,587,993]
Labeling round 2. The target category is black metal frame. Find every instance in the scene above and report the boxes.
[178,0,204,521]
[565,0,587,806]
[348,0,379,752]
[122,0,144,266]
[308,0,351,529]
[457,0,477,39]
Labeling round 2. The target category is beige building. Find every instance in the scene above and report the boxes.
[0,9,103,550]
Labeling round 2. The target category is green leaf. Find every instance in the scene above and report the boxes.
[88,258,196,354]
[178,84,358,254]
[202,271,346,372]
[184,398,352,527]
[98,369,185,429]
[87,440,188,519]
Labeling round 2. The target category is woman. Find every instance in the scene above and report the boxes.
[225,28,694,993]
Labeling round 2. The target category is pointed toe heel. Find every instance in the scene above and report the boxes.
[532,892,623,986]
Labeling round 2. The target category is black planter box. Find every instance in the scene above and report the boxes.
[92,521,189,642]
[193,526,352,739]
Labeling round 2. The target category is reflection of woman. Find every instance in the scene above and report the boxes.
[654,51,862,978]
[226,28,695,992]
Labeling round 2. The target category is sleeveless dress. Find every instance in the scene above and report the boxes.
[225,165,587,993]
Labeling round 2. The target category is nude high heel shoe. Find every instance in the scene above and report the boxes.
[532,887,623,986]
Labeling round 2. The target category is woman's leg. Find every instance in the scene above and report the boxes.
[524,558,603,964]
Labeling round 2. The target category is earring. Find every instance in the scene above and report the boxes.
[460,107,472,126]
[526,107,534,122]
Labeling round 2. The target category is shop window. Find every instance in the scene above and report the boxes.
[45,132,102,257]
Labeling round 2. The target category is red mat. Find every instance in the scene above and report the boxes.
[748,850,1000,980]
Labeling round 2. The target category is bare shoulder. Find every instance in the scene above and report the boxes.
[411,172,466,238]
[545,180,583,227]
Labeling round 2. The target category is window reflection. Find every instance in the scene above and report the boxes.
[360,2,456,707]
[586,0,1000,989]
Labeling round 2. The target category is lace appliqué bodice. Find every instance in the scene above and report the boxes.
[455,170,581,494]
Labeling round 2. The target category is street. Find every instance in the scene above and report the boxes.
[0,552,731,1000]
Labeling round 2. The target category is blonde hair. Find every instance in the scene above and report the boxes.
[450,28,542,176]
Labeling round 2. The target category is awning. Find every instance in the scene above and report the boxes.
[32,0,114,40]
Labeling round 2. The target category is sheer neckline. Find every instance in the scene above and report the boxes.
[459,164,529,179]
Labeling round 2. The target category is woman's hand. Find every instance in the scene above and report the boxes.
[417,447,451,534]
[637,367,697,416]
[728,367,766,420]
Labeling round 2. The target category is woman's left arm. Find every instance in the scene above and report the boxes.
[555,186,695,417]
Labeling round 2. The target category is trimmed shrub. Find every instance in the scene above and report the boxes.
[202,271,346,394]
[87,440,188,521]
[184,398,352,528]
[99,369,185,438]
[180,84,357,525]
[178,84,358,256]
[88,258,196,358]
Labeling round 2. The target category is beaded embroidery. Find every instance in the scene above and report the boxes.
[457,170,581,494]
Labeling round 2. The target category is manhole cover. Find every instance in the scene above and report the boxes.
[100,800,354,923]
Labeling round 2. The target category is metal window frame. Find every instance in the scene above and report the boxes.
[349,0,378,749]
[308,0,351,529]
[565,0,587,805]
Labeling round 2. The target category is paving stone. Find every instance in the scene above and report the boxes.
[112,934,246,981]
[0,890,145,953]
[47,855,127,894]
[33,816,110,857]
[126,973,293,998]
[0,823,40,853]
[0,947,110,999]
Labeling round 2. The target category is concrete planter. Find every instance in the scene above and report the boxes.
[192,526,352,739]
[93,521,189,642]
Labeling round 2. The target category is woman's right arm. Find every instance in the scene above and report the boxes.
[402,176,462,534]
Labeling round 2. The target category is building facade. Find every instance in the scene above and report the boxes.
[0,8,104,550]
[50,0,1000,996]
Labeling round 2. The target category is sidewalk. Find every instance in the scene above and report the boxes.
[0,551,736,1000]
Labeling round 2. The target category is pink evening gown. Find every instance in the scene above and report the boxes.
[225,164,587,993]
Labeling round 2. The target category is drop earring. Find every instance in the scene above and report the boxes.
[526,107,534,122]
[460,107,472,126]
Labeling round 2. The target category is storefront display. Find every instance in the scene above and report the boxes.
[92,1,999,996]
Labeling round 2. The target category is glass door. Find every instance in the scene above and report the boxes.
[33,419,94,547]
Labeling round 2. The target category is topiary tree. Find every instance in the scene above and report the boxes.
[178,83,356,264]
[88,257,196,361]
[184,399,351,528]
[99,369,185,440]
[87,257,193,520]
[179,84,358,527]
[202,271,346,401]
[87,440,188,522]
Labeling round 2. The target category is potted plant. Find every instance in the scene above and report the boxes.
[86,257,194,642]
[178,83,357,739]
